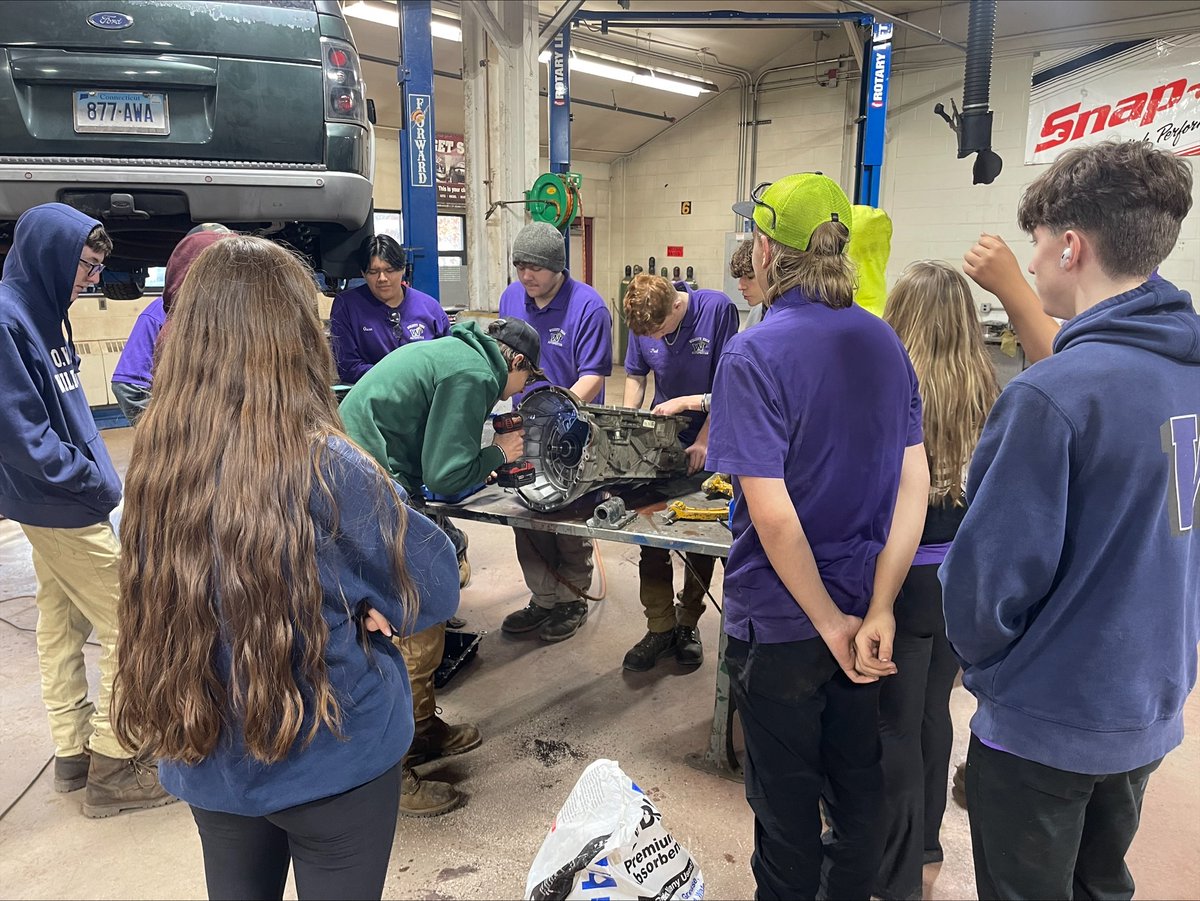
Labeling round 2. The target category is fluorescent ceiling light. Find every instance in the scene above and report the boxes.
[342,1,395,26]
[568,52,717,97]
[342,1,461,40]
[430,18,462,42]
[343,3,717,96]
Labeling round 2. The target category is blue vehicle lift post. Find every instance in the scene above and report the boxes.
[548,25,571,267]
[397,0,440,299]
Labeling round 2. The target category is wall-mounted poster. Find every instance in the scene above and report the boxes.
[1026,34,1200,165]
[436,133,466,208]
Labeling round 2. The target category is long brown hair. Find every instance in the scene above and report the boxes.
[114,235,418,765]
[759,220,857,309]
[885,261,1000,507]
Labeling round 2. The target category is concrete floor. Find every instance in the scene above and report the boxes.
[1,423,1197,901]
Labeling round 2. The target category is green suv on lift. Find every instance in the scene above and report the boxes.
[0,0,374,297]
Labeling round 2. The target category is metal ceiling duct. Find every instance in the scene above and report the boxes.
[514,387,689,513]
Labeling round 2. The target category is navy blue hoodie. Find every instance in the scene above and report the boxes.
[158,437,459,816]
[941,277,1200,775]
[0,204,122,527]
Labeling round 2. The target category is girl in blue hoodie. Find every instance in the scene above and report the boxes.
[112,236,459,900]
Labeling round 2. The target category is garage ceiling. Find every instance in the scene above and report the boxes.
[345,0,1200,161]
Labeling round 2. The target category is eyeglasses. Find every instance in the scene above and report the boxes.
[749,181,777,232]
[78,257,106,278]
[365,267,402,279]
[387,309,404,340]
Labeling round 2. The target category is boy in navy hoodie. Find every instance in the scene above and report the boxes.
[941,141,1199,899]
[0,203,172,817]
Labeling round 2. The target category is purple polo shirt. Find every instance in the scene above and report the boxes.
[111,296,166,387]
[706,288,922,644]
[625,282,739,446]
[330,283,450,384]
[499,272,613,404]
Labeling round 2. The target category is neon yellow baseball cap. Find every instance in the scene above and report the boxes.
[732,174,853,251]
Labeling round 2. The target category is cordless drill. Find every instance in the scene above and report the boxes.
[492,412,536,488]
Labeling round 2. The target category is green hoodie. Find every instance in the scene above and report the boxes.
[339,320,508,497]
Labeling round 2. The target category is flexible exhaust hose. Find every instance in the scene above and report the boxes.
[962,0,996,114]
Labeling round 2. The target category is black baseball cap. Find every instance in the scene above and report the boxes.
[489,318,547,383]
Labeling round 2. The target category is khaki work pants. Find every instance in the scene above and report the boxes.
[639,546,716,632]
[513,529,594,608]
[394,622,444,724]
[21,521,130,759]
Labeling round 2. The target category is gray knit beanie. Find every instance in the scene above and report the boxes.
[511,222,566,272]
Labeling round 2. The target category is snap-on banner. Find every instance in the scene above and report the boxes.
[1025,34,1200,165]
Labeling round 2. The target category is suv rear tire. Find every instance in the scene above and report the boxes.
[100,269,147,300]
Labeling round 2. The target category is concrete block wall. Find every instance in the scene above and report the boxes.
[606,50,1200,316]
[611,90,742,294]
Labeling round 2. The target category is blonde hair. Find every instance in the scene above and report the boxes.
[884,261,1000,507]
[759,220,856,309]
[623,273,677,335]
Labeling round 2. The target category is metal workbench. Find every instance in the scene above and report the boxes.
[425,476,743,780]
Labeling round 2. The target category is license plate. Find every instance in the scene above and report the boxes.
[73,90,169,135]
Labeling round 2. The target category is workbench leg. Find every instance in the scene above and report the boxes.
[684,624,744,782]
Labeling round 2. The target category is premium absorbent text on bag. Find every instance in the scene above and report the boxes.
[525,759,705,901]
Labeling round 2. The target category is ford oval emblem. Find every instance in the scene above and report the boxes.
[87,12,134,30]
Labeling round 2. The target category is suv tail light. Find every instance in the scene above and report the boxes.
[321,38,367,126]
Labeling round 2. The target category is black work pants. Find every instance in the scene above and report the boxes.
[726,629,884,900]
[189,763,402,901]
[876,563,959,900]
[966,735,1161,901]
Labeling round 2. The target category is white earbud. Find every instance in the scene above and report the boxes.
[1059,248,1073,269]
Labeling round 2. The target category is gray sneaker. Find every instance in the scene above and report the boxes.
[538,602,589,643]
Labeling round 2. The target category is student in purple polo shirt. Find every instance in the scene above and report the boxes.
[707,174,929,900]
[497,222,613,643]
[329,235,450,385]
[620,273,738,672]
[110,224,232,425]
[109,296,165,425]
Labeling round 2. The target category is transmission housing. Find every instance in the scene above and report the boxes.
[514,386,689,512]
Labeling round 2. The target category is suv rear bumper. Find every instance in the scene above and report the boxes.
[0,160,371,229]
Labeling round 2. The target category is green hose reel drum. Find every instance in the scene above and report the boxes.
[526,172,583,229]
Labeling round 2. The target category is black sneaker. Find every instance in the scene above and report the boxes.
[502,602,554,634]
[623,629,678,672]
[674,625,703,667]
[539,602,589,643]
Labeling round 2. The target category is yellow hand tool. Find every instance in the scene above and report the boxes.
[661,499,730,525]
[701,473,733,499]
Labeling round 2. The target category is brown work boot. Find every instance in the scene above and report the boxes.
[81,752,177,819]
[458,552,472,589]
[400,766,461,817]
[54,751,90,793]
[406,715,482,766]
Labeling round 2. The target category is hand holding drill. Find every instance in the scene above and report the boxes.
[491,413,534,487]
